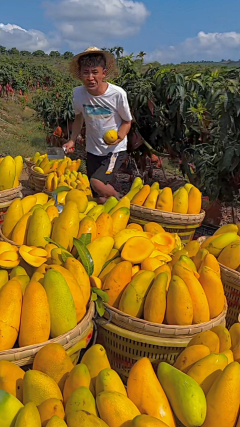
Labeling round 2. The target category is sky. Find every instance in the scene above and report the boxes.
[1,0,240,64]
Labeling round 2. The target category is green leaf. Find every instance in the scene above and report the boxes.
[91,287,109,303]
[61,251,73,262]
[52,186,71,194]
[44,237,66,250]
[79,233,92,246]
[95,298,105,317]
[73,237,94,276]
[91,292,98,301]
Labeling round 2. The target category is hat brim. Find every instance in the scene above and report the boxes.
[69,49,118,80]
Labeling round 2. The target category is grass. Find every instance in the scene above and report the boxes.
[0,98,47,158]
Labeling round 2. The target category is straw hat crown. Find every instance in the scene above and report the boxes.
[69,46,118,80]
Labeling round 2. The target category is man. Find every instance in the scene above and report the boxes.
[64,46,132,202]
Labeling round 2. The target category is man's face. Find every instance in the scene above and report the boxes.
[80,66,107,92]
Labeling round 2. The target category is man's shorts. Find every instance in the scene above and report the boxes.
[87,151,127,185]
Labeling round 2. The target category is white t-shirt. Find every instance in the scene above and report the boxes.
[73,83,132,155]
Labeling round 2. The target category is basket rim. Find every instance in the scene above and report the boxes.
[130,204,205,225]
[98,320,191,345]
[0,184,22,199]
[104,301,227,338]
[31,165,48,178]
[0,301,95,360]
[0,226,20,247]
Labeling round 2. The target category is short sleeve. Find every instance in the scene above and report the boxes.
[118,90,132,122]
[72,87,82,115]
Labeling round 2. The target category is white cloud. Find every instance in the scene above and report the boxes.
[43,0,150,49]
[146,31,240,64]
[0,23,60,52]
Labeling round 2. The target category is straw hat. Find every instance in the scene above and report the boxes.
[69,46,118,80]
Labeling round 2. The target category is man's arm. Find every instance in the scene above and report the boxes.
[63,113,84,152]
[112,120,131,145]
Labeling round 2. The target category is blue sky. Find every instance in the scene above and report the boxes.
[1,0,240,63]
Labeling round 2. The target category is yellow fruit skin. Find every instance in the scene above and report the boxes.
[47,264,86,323]
[172,262,210,324]
[21,195,37,214]
[33,343,74,392]
[96,368,127,396]
[65,189,88,213]
[184,240,200,257]
[2,198,23,239]
[38,398,65,427]
[221,349,234,364]
[121,236,155,264]
[214,224,239,235]
[157,362,207,427]
[77,216,97,242]
[211,326,231,352]
[132,415,169,427]
[187,186,202,214]
[45,416,67,427]
[23,370,63,406]
[96,212,113,238]
[229,323,240,349]
[156,187,173,212]
[27,208,51,248]
[0,155,16,190]
[99,257,122,282]
[0,270,9,290]
[0,280,22,350]
[174,345,211,373]
[199,266,225,318]
[96,391,140,427]
[64,257,91,306]
[132,185,151,206]
[11,212,32,245]
[166,275,193,326]
[63,364,93,405]
[199,253,221,277]
[202,362,240,427]
[87,236,114,277]
[144,272,168,324]
[203,232,238,257]
[144,189,159,209]
[80,344,111,392]
[0,361,25,402]
[66,411,109,427]
[187,330,220,353]
[46,206,59,222]
[19,281,50,347]
[109,196,131,215]
[218,240,240,270]
[187,353,228,395]
[141,257,164,272]
[111,207,130,236]
[14,402,41,427]
[144,222,165,234]
[0,389,24,427]
[113,228,148,251]
[43,269,77,338]
[102,261,132,308]
[65,386,97,417]
[193,248,209,271]
[173,187,188,214]
[119,271,155,318]
[51,201,79,251]
[127,358,176,427]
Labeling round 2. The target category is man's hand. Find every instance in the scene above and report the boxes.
[63,140,75,153]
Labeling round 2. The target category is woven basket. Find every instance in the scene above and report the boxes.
[130,205,205,243]
[0,301,95,367]
[103,303,227,338]
[0,226,20,247]
[31,165,48,192]
[97,321,190,385]
[25,158,35,174]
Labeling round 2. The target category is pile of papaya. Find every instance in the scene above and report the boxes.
[2,331,240,427]
[0,155,23,191]
[31,152,81,176]
[127,177,202,214]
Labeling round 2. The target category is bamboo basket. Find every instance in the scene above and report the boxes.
[0,226,20,247]
[31,165,48,192]
[25,158,35,174]
[0,301,95,368]
[96,321,190,385]
[130,205,205,243]
[103,303,227,338]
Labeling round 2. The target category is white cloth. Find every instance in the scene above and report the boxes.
[73,83,132,155]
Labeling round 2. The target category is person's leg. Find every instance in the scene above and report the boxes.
[86,153,105,198]
[90,151,128,203]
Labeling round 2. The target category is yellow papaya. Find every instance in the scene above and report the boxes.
[166,275,193,325]
[156,187,173,212]
[2,198,23,239]
[111,207,130,236]
[132,185,151,206]
[187,186,202,214]
[174,345,210,373]
[0,156,16,190]
[102,261,132,307]
[144,272,168,324]
[173,187,188,214]
[144,189,159,209]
